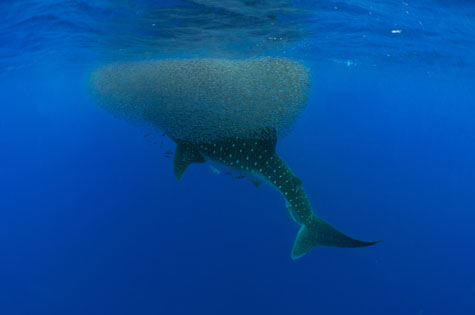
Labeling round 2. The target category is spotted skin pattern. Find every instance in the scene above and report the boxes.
[173,132,379,259]
[197,136,313,224]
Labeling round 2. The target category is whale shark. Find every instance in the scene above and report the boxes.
[172,128,379,259]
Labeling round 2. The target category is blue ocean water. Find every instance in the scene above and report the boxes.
[1,1,475,314]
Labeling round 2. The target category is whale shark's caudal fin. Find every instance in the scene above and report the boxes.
[173,141,205,180]
[291,216,380,260]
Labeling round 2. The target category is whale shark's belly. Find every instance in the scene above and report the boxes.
[200,152,272,187]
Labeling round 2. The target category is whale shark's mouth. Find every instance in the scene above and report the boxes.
[90,57,310,142]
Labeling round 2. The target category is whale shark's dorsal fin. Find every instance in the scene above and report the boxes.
[255,127,277,152]
[173,141,205,180]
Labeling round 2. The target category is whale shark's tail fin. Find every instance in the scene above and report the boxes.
[291,216,380,259]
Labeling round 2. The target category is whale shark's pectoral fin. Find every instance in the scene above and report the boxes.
[173,141,205,180]
[291,216,381,260]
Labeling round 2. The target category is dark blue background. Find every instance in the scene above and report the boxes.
[1,1,475,314]
[1,65,474,315]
